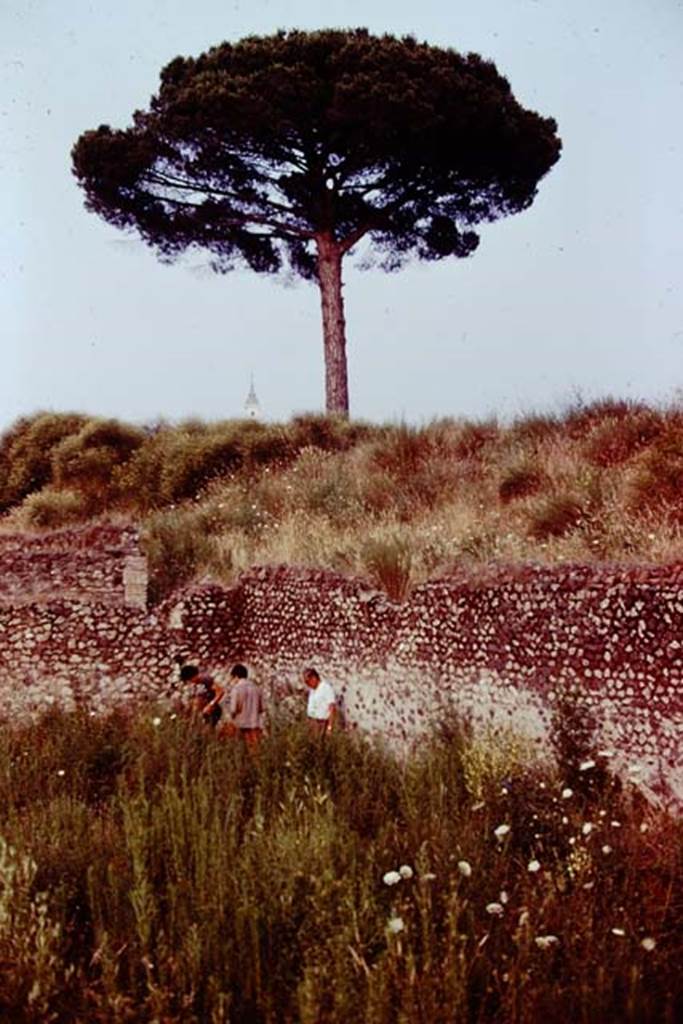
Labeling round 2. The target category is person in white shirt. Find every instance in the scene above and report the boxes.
[303,667,337,735]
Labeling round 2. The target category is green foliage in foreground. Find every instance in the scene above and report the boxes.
[0,709,681,1023]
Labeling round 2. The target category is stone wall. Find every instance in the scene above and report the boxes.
[167,562,683,799]
[0,523,147,608]
[0,529,681,804]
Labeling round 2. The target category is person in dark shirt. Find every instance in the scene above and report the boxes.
[179,663,224,727]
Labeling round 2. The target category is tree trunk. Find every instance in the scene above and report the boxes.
[315,233,349,416]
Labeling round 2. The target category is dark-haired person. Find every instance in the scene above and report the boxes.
[179,663,224,727]
[228,663,266,749]
[303,667,337,735]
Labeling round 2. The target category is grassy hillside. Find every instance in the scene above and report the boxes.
[1,399,681,603]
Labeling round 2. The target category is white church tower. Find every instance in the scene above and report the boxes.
[244,377,262,420]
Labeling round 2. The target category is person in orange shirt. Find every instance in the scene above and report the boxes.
[227,663,265,749]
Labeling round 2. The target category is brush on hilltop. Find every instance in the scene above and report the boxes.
[0,398,681,603]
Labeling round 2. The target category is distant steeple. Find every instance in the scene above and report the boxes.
[244,376,262,420]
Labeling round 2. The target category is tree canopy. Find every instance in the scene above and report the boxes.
[72,28,561,414]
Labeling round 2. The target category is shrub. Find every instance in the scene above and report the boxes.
[583,410,664,468]
[508,410,560,444]
[498,465,544,504]
[143,508,227,603]
[370,424,434,477]
[289,413,374,453]
[242,424,293,467]
[549,687,614,798]
[528,494,585,540]
[360,468,404,515]
[52,418,146,500]
[17,489,91,529]
[563,397,651,440]
[290,450,363,524]
[456,527,498,560]
[0,412,88,511]
[157,430,245,503]
[629,427,683,523]
[365,426,460,514]
[114,428,173,511]
[453,419,499,459]
[0,836,65,1022]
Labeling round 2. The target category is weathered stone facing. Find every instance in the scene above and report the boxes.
[0,523,145,608]
[0,544,681,803]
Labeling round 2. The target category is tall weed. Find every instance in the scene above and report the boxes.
[0,708,680,1022]
[361,532,413,601]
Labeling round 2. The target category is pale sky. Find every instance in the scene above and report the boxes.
[1,0,682,429]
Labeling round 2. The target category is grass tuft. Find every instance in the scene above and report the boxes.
[361,532,413,601]
[498,465,544,504]
[528,494,585,540]
[629,425,683,523]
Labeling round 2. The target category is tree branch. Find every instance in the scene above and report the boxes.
[143,191,314,239]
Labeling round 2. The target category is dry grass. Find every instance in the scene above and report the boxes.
[1,400,682,600]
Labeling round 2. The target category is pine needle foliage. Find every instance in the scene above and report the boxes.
[71,29,560,414]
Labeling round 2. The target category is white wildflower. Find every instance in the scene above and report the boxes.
[152,717,162,727]
[601,845,613,855]
[527,859,541,873]
[420,872,437,882]
[641,937,656,952]
[387,916,405,934]
[582,881,594,890]
[639,823,649,834]
[561,788,573,799]
[612,927,626,937]
[518,909,530,927]
[610,820,621,828]
[383,871,401,886]
[535,935,560,949]
[457,860,472,878]
[399,864,414,880]
[486,902,504,917]
[582,822,594,835]
[57,769,65,777]
[579,759,596,771]
[494,824,511,840]
[562,816,569,825]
